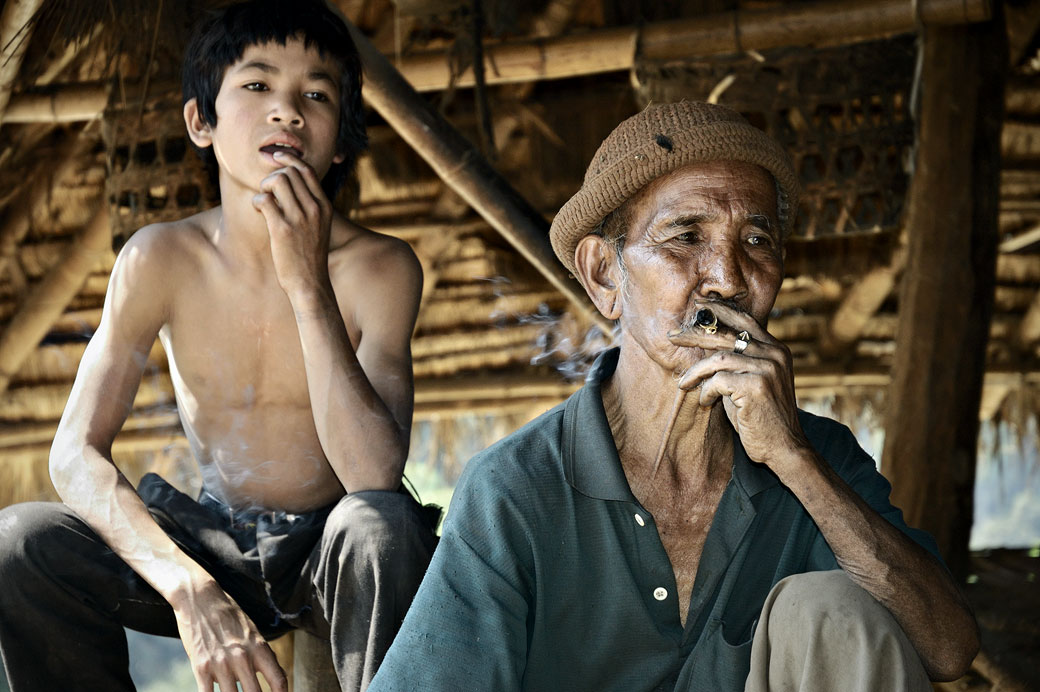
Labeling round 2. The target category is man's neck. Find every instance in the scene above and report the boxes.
[603,346,733,493]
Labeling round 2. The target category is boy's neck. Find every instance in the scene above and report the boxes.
[213,179,279,266]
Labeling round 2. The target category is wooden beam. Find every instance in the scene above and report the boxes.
[0,0,45,125]
[6,0,993,123]
[881,8,1006,578]
[392,0,990,92]
[0,206,111,394]
[340,15,610,333]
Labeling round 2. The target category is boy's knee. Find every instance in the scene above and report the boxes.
[0,503,70,578]
[322,491,435,568]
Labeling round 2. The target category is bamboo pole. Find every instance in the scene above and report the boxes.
[340,16,610,332]
[0,0,44,126]
[819,247,906,358]
[0,205,112,394]
[1,84,107,124]
[0,133,94,280]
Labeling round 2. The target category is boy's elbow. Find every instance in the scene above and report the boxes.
[48,437,77,493]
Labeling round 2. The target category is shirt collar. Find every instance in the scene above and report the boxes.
[562,347,779,502]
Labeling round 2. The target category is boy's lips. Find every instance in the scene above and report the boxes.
[259,142,303,158]
[259,134,304,159]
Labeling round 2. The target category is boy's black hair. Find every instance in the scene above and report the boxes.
[181,0,367,198]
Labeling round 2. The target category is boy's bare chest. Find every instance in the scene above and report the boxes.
[166,284,310,405]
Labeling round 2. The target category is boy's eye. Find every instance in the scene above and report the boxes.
[244,82,267,91]
[305,91,330,103]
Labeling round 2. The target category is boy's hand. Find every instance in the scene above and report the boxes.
[172,579,288,692]
[252,150,334,298]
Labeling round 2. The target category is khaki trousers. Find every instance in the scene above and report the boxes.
[745,570,933,692]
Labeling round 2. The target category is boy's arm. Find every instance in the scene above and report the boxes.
[50,228,287,692]
[253,152,420,492]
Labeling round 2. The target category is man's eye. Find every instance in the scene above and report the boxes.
[748,234,772,247]
[675,231,696,243]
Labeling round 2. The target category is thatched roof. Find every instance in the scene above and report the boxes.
[1,0,1039,469]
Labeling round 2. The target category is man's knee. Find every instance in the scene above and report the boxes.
[747,570,931,692]
[765,570,892,641]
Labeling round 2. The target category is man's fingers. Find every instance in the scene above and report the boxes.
[694,370,744,408]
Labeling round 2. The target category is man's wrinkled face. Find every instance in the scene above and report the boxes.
[613,160,783,374]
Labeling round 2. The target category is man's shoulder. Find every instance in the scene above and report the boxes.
[796,408,876,474]
[461,404,569,490]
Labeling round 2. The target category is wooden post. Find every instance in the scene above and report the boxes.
[339,14,610,332]
[881,8,1006,578]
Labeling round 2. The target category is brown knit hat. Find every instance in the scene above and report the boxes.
[550,101,800,276]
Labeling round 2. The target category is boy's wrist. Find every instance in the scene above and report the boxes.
[284,277,337,316]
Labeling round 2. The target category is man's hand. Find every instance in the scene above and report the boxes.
[171,578,287,692]
[252,150,334,298]
[667,301,812,478]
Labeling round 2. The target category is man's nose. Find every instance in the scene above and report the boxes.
[696,241,749,302]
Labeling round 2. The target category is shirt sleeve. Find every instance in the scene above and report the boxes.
[368,453,533,692]
[805,417,945,571]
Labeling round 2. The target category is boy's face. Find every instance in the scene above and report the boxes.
[187,38,346,195]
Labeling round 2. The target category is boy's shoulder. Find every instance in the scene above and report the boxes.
[119,208,219,267]
[327,216,422,289]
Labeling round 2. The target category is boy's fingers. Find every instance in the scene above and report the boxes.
[263,166,322,222]
[256,653,289,692]
[273,150,326,203]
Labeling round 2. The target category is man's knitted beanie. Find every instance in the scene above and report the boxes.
[549,101,800,276]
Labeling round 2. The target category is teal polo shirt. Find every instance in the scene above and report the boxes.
[371,348,941,692]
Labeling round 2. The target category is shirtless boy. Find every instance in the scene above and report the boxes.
[0,2,437,691]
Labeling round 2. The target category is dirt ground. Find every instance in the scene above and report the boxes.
[935,550,1040,692]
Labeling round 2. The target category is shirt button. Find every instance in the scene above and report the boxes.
[653,587,668,601]
[634,513,645,526]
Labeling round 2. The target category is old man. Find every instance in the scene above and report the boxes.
[368,101,979,691]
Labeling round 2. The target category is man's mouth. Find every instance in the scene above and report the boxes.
[260,143,303,158]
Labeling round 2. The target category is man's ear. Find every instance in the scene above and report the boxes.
[574,235,623,321]
[183,98,213,149]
